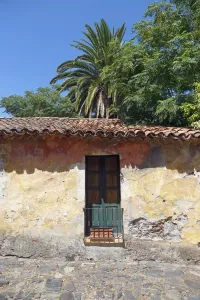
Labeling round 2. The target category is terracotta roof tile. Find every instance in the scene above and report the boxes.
[0,117,199,140]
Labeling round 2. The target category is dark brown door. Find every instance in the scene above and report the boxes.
[85,155,121,236]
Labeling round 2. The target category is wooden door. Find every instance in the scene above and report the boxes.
[85,155,122,237]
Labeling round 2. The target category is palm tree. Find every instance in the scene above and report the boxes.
[50,19,126,118]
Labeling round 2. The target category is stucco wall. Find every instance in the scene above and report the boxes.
[0,135,200,257]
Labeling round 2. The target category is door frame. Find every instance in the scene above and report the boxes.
[84,154,121,237]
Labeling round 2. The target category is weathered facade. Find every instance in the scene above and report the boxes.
[0,118,200,259]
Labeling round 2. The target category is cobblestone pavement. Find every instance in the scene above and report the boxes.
[0,257,200,300]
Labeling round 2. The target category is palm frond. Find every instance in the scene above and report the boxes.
[71,41,97,60]
[84,24,100,49]
[85,85,99,113]
[115,23,126,41]
[56,60,75,73]
[75,78,90,110]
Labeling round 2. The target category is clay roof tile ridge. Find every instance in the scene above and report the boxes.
[0,117,199,140]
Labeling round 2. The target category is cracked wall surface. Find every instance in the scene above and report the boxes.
[0,136,200,257]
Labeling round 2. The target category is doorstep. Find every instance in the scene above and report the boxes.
[83,237,125,247]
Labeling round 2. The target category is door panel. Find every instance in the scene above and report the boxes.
[105,156,118,171]
[87,173,100,187]
[87,157,100,171]
[105,174,118,187]
[105,190,118,203]
[87,190,100,204]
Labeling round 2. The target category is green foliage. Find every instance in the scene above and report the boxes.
[155,98,180,125]
[171,0,200,10]
[0,86,76,117]
[181,82,200,128]
[51,19,126,118]
[102,0,200,126]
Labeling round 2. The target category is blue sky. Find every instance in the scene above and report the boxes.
[0,0,154,117]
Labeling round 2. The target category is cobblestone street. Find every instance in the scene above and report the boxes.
[0,256,200,300]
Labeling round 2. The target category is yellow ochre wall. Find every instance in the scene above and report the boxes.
[0,136,200,247]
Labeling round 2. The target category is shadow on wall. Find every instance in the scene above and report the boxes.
[140,143,200,174]
[0,136,200,175]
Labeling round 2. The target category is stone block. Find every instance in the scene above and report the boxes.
[0,280,9,287]
[185,280,200,290]
[64,280,75,292]
[146,269,163,277]
[45,278,63,292]
[60,292,75,300]
[64,266,75,275]
[123,290,136,300]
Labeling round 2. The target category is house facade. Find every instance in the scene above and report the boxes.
[0,117,200,258]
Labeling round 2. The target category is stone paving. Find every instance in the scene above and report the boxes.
[0,256,200,300]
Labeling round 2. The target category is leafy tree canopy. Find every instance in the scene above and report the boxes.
[0,86,76,117]
[104,0,200,126]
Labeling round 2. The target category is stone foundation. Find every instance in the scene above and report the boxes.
[1,232,200,265]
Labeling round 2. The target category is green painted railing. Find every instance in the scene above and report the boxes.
[84,207,124,238]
